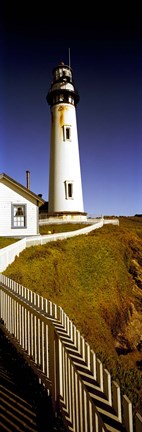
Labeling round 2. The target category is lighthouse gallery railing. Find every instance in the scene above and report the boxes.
[0,274,142,432]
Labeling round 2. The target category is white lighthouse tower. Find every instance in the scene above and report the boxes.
[47,62,87,221]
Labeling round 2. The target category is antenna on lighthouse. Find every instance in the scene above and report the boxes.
[68,47,71,69]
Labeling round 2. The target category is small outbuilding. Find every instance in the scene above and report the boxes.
[0,173,44,237]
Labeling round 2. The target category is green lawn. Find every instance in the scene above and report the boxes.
[39,222,91,235]
[0,237,18,249]
[3,217,142,413]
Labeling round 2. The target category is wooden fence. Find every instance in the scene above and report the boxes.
[0,274,141,432]
[0,218,119,272]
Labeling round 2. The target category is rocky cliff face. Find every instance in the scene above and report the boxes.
[115,303,142,355]
[115,257,142,363]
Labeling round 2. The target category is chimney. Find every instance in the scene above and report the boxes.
[26,170,30,189]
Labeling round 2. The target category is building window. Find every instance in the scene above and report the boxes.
[68,183,73,198]
[65,181,74,199]
[63,125,72,141]
[59,94,64,102]
[68,96,74,105]
[12,204,26,228]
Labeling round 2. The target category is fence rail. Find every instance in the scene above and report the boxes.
[0,274,142,432]
[0,219,119,272]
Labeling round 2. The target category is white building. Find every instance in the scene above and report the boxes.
[0,173,44,237]
[47,62,87,221]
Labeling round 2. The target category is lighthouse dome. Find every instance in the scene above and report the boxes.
[47,62,79,107]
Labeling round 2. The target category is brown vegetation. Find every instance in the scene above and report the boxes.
[4,217,142,413]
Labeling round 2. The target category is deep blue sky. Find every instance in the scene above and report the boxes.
[1,5,142,216]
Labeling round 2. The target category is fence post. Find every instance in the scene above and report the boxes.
[85,342,90,369]
[57,305,62,322]
[90,350,96,380]
[48,322,60,415]
[123,395,133,432]
[112,381,122,422]
[48,322,56,411]
[103,368,112,405]
[135,412,142,432]
[80,335,85,361]
[96,358,103,391]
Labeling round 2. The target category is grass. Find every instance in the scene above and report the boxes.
[39,222,91,235]
[0,237,18,249]
[3,217,142,414]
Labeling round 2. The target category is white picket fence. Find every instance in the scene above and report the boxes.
[0,274,141,432]
[0,219,120,272]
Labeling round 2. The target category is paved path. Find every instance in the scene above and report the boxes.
[0,328,66,432]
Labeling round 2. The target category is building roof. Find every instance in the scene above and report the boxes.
[0,173,45,206]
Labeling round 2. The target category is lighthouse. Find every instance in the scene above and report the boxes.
[47,62,87,221]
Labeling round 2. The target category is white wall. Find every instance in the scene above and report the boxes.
[0,239,26,272]
[0,183,39,236]
[48,103,84,213]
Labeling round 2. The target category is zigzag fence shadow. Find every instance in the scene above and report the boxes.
[0,328,66,432]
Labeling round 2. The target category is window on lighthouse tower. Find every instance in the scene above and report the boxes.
[63,125,72,141]
[68,183,73,197]
[66,128,70,140]
[65,181,74,199]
